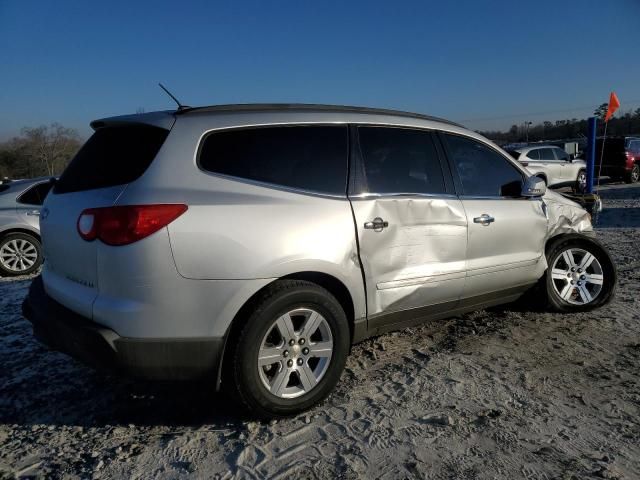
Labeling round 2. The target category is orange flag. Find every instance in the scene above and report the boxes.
[604,92,620,122]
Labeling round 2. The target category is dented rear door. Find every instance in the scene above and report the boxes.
[349,126,467,330]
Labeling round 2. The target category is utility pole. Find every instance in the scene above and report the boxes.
[525,121,533,143]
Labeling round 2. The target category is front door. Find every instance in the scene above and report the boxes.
[440,132,548,302]
[349,126,467,332]
[538,147,562,185]
[552,147,572,180]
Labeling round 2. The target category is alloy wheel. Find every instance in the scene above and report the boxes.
[0,238,39,273]
[258,308,333,399]
[550,247,604,305]
[577,171,587,192]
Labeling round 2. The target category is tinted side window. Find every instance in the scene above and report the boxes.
[526,149,540,160]
[443,133,523,197]
[538,148,556,161]
[630,140,640,152]
[17,182,53,206]
[357,127,446,195]
[199,126,348,195]
[553,148,569,161]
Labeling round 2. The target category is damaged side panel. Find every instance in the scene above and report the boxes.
[543,191,594,240]
[350,196,468,320]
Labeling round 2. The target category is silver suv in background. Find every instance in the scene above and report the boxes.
[507,145,587,192]
[23,105,616,418]
[0,177,54,276]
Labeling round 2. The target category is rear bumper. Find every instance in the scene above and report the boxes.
[22,276,223,381]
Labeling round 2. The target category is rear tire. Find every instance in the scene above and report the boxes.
[225,280,350,419]
[624,164,639,184]
[0,233,43,277]
[544,235,616,313]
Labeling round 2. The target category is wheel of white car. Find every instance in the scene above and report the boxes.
[0,232,43,277]
[225,279,350,418]
[545,235,616,312]
[574,170,587,193]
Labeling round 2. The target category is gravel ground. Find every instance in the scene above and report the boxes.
[1,183,639,480]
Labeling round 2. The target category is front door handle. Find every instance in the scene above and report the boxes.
[364,217,389,232]
[26,210,40,216]
[473,214,495,226]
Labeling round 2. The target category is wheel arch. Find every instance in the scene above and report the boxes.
[545,232,593,255]
[216,271,359,390]
[0,227,41,242]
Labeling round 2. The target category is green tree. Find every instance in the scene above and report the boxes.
[594,103,608,120]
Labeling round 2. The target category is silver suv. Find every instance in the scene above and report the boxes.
[0,177,54,276]
[23,104,616,418]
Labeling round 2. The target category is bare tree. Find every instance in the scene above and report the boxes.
[19,123,81,176]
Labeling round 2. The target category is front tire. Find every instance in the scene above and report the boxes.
[545,235,616,312]
[225,280,350,418]
[0,233,43,277]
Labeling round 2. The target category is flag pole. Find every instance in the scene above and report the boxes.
[596,120,608,194]
[596,92,620,193]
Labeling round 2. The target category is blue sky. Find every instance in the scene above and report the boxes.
[1,0,639,140]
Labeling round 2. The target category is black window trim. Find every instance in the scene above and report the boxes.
[436,130,531,201]
[347,124,456,199]
[16,180,53,206]
[196,123,350,199]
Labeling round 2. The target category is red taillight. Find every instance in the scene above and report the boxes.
[77,204,188,246]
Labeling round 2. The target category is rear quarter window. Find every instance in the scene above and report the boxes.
[526,149,540,160]
[54,125,169,194]
[198,125,348,196]
[17,181,53,205]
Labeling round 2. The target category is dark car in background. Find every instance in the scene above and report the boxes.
[0,177,54,276]
[595,136,640,183]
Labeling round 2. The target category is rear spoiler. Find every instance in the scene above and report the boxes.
[90,111,176,131]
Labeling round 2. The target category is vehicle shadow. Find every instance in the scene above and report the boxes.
[0,323,247,429]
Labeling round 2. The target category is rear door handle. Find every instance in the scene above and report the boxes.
[473,214,494,226]
[364,217,389,232]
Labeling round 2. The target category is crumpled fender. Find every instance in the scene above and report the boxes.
[543,190,594,240]
[534,189,594,272]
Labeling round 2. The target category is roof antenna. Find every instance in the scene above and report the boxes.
[158,82,190,111]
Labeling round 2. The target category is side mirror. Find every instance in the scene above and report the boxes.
[522,176,547,197]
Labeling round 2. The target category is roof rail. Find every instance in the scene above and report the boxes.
[175,103,463,128]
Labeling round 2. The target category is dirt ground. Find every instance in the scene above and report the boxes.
[1,183,639,480]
